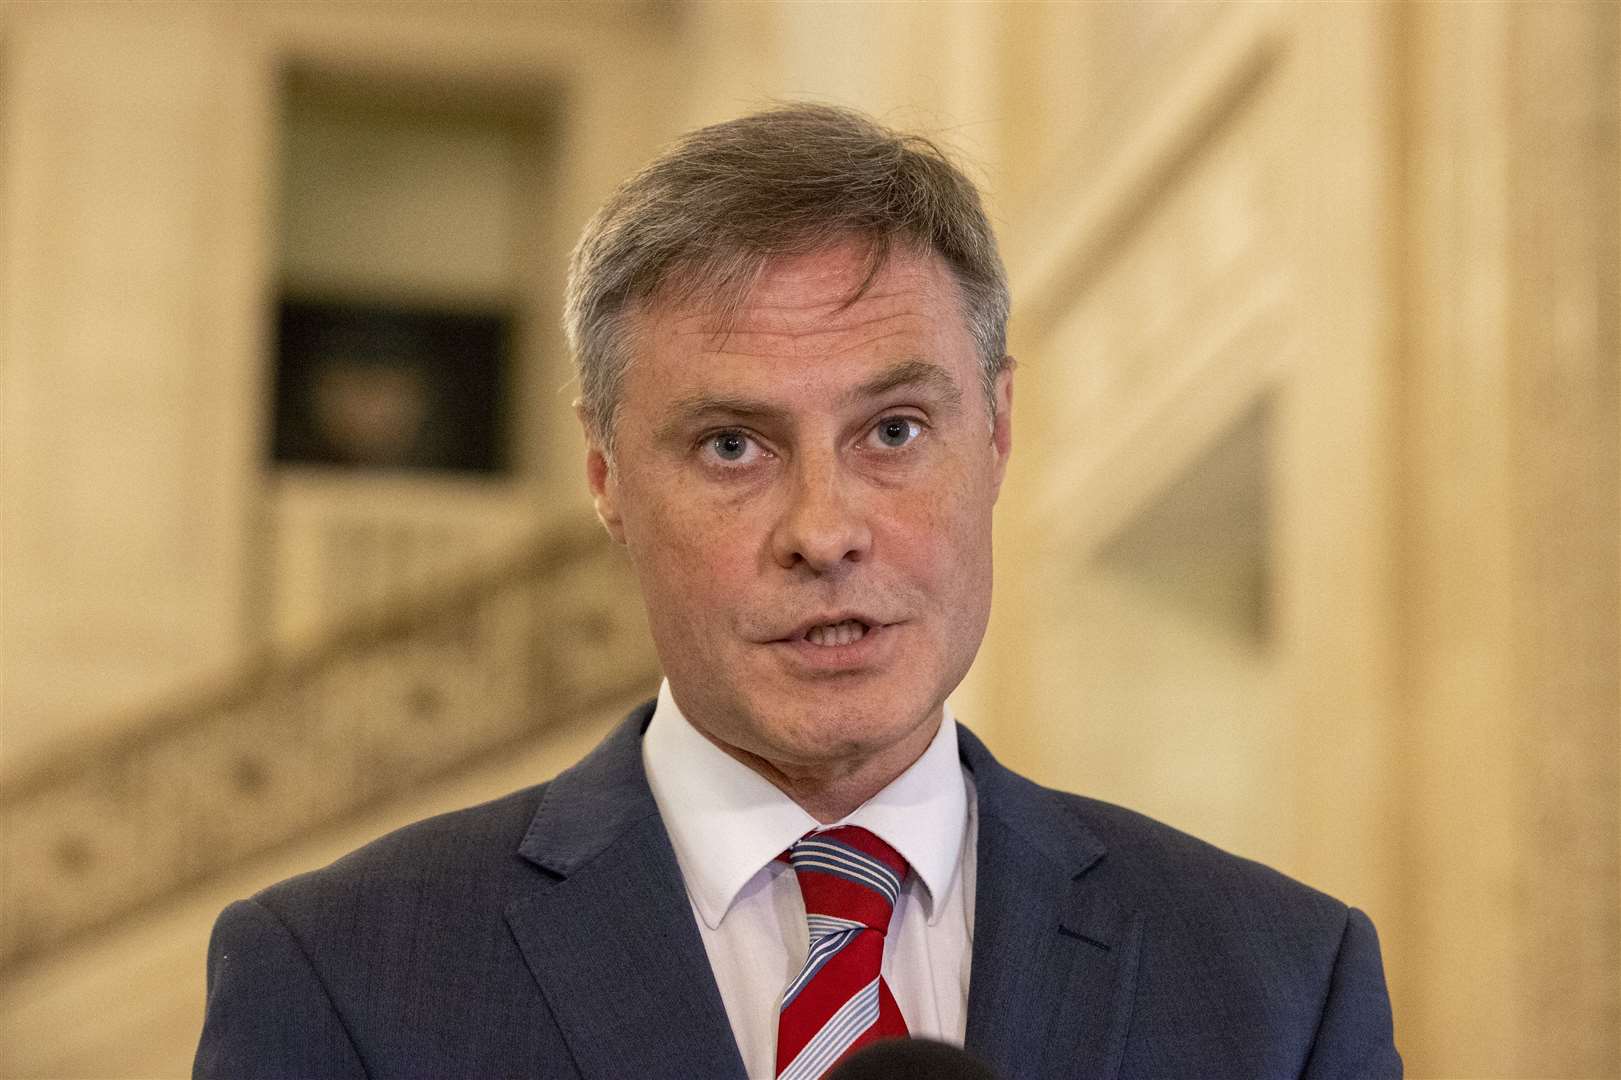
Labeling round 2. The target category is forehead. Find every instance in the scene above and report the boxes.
[628,244,973,379]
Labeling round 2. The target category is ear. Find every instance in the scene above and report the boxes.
[577,402,626,544]
[990,357,1015,497]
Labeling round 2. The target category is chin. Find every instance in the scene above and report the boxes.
[748,681,942,764]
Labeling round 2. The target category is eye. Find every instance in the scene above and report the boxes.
[870,416,923,449]
[703,429,762,466]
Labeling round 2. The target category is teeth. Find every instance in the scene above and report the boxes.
[806,620,868,647]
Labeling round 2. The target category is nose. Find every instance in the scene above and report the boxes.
[769,451,871,573]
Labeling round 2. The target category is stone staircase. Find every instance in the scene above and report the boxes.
[0,520,658,974]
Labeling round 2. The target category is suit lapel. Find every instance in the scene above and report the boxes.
[959,727,1141,1080]
[505,708,746,1080]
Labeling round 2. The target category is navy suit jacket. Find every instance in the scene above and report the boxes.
[195,704,1400,1078]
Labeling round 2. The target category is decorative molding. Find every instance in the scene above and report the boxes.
[1010,6,1284,339]
[1007,6,1292,562]
[266,469,548,646]
[1032,272,1292,561]
[0,520,659,972]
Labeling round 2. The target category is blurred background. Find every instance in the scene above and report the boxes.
[0,2,1615,1076]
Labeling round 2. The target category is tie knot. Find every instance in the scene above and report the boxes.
[787,826,908,937]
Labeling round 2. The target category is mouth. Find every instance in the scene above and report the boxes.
[767,615,898,673]
[801,618,872,648]
[772,614,890,647]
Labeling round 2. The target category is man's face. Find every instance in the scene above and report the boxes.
[585,241,1012,786]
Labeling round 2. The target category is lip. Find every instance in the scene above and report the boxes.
[768,617,899,673]
[775,612,887,643]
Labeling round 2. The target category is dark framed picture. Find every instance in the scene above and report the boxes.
[272,297,512,474]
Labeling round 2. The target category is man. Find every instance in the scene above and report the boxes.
[195,105,1400,1079]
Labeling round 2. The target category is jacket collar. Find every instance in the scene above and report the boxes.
[957,724,1140,1080]
[507,703,748,1080]
[516,703,663,876]
[511,704,1140,1080]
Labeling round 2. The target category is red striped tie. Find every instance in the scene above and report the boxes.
[775,826,910,1079]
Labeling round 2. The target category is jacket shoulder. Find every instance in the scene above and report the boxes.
[987,765,1352,935]
[1073,791,1346,921]
[249,781,552,926]
[962,724,1349,932]
[198,781,584,1078]
[1011,785,1399,1076]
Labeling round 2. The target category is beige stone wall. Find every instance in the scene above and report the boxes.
[1,2,271,760]
[0,0,679,757]
[1,3,684,1072]
[1394,4,1620,1072]
[683,3,1620,1075]
[1,2,1616,1077]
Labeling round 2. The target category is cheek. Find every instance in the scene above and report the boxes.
[888,477,992,570]
[624,489,756,629]
[890,491,997,652]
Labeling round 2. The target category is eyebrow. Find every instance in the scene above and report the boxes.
[849,358,963,408]
[654,395,787,444]
[654,358,965,444]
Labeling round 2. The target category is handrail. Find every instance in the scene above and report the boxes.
[0,519,659,971]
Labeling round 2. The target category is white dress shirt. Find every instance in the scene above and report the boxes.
[642,680,978,1080]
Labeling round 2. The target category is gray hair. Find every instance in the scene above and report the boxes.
[564,104,1010,449]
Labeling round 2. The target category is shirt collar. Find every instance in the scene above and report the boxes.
[642,679,969,930]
